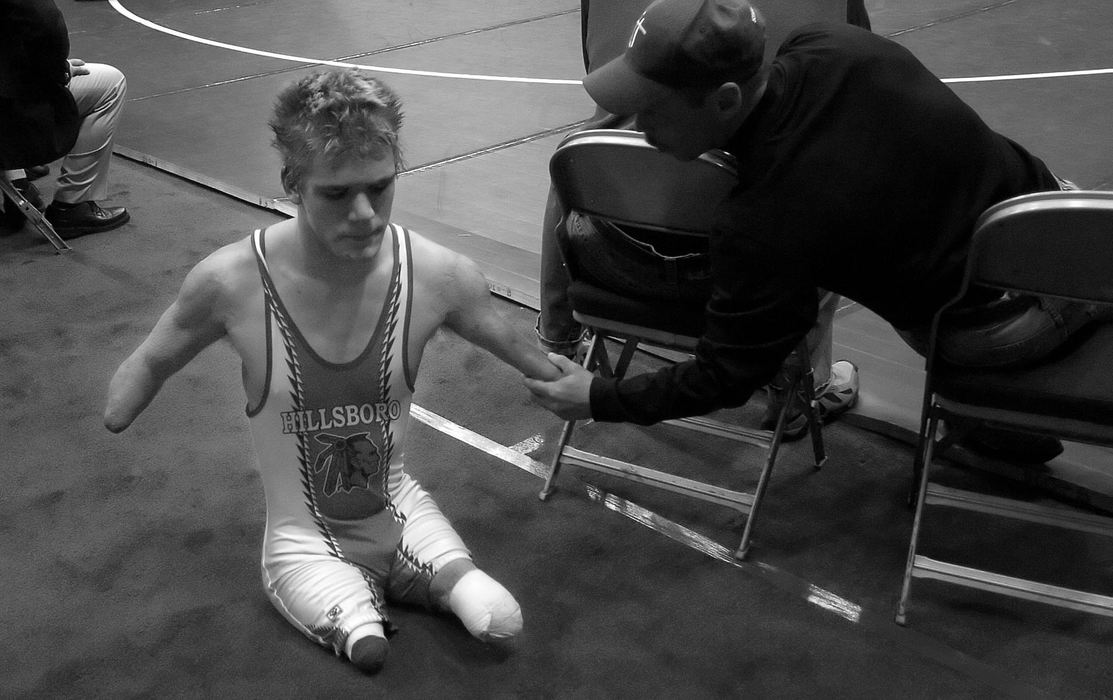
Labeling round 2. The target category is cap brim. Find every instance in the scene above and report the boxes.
[582,54,676,116]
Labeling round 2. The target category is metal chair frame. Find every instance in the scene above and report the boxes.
[0,173,71,253]
[897,190,1113,624]
[539,129,827,560]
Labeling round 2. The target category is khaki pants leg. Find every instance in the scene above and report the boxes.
[53,64,127,205]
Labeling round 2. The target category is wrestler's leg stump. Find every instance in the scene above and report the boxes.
[431,558,523,644]
[346,622,390,674]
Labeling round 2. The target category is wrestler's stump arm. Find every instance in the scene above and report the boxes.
[103,250,231,433]
[429,241,562,383]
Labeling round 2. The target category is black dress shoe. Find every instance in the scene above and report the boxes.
[954,422,1064,465]
[45,201,130,239]
[25,165,50,181]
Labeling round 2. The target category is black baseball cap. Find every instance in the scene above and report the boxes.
[583,0,766,115]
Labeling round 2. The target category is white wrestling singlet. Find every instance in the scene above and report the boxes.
[246,225,471,656]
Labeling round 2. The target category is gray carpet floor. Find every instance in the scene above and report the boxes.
[3,157,1113,698]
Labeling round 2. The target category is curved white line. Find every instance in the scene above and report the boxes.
[944,67,1113,83]
[110,0,1113,87]
[108,0,583,86]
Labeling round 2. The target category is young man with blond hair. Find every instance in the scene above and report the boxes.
[105,69,559,673]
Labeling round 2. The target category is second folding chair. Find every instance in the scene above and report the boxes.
[538,129,827,559]
[897,190,1113,625]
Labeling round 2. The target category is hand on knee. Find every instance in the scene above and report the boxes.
[447,569,523,642]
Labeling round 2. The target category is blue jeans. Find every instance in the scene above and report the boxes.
[898,291,1109,369]
[560,211,712,302]
[898,176,1109,369]
[537,113,630,352]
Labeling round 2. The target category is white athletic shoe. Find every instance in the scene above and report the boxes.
[761,360,859,440]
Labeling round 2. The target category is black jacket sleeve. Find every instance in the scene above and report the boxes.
[589,223,819,425]
[0,0,80,168]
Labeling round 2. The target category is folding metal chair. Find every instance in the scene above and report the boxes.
[539,129,827,560]
[897,190,1113,624]
[0,172,71,253]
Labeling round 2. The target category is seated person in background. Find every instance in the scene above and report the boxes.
[526,0,1105,464]
[539,0,874,435]
[104,69,560,674]
[0,0,129,238]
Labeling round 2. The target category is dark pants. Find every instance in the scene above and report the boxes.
[898,291,1110,369]
[898,176,1107,370]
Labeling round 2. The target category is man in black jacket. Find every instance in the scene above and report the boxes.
[1,0,129,238]
[527,0,1102,462]
[539,0,871,360]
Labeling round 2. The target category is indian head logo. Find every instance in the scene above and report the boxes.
[312,432,382,496]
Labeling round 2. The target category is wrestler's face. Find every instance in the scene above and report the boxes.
[635,88,730,161]
[294,152,397,262]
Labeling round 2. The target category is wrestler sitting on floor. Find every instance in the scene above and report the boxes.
[104,69,560,674]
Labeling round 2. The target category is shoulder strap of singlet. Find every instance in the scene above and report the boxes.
[251,226,279,302]
[395,223,417,392]
[245,228,273,417]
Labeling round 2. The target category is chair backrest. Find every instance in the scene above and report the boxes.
[966,190,1113,304]
[549,129,739,236]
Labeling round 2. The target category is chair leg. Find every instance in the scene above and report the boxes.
[735,442,778,559]
[539,418,577,501]
[908,458,923,509]
[797,360,827,469]
[909,372,940,507]
[896,407,941,626]
[910,411,970,506]
[735,378,796,559]
[538,330,606,501]
[594,342,613,379]
[737,342,825,557]
[612,336,640,377]
[0,176,71,253]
